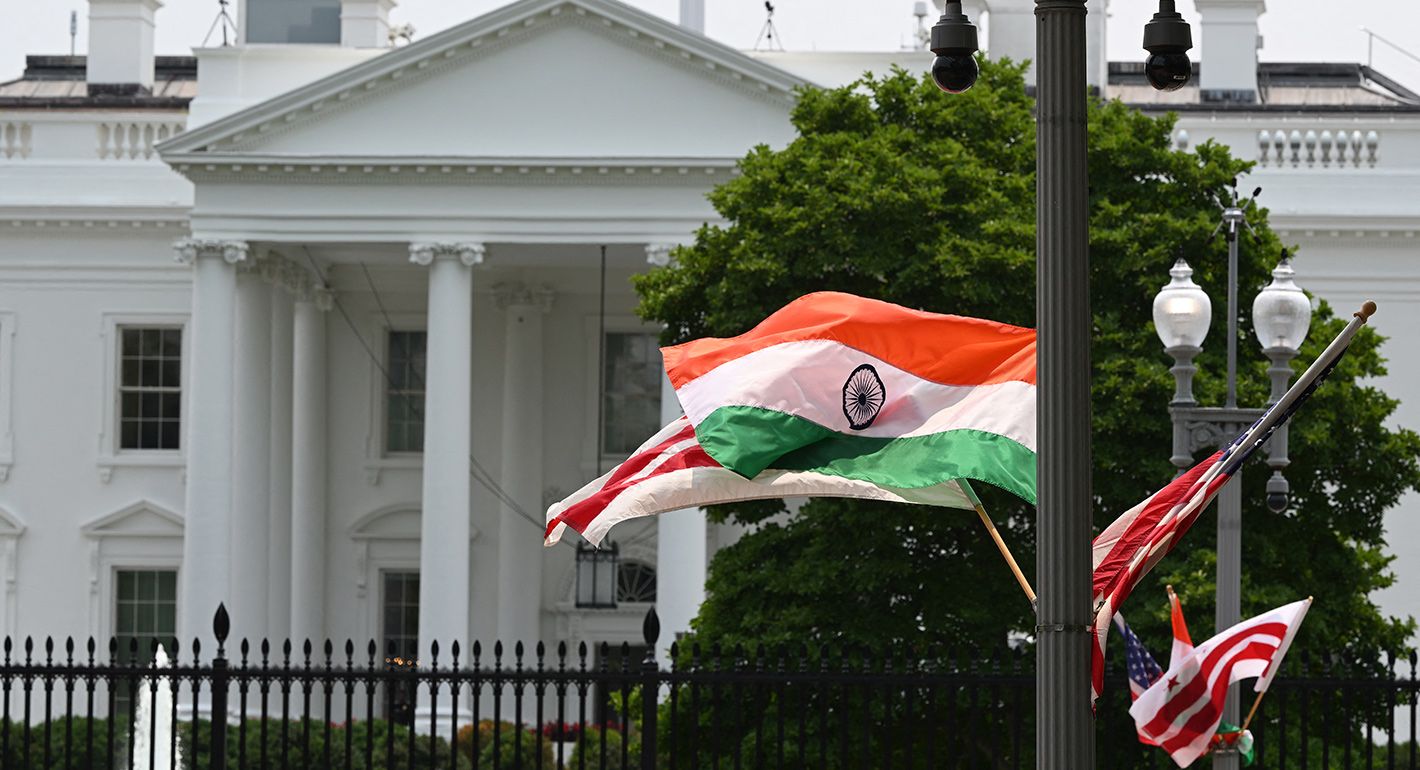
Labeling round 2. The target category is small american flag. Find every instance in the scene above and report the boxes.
[1113,612,1163,700]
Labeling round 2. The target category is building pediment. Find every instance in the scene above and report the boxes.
[80,500,184,538]
[159,0,805,165]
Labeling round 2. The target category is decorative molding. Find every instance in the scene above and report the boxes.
[0,506,23,640]
[0,314,15,483]
[173,238,248,266]
[80,499,185,539]
[4,217,188,231]
[167,158,740,186]
[409,242,485,267]
[492,282,555,312]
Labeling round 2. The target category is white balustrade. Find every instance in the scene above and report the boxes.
[1257,127,1380,168]
[96,119,185,160]
[1,122,31,159]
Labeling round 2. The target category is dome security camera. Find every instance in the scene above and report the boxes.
[1143,0,1193,91]
[1265,473,1290,514]
[930,2,979,94]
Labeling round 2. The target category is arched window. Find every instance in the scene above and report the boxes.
[617,561,657,604]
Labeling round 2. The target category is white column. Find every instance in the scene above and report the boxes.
[230,267,272,644]
[290,288,332,647]
[654,335,707,666]
[174,238,246,649]
[493,283,553,647]
[266,280,295,642]
[409,242,483,660]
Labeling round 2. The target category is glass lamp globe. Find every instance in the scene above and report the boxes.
[1153,258,1212,349]
[1252,256,1312,353]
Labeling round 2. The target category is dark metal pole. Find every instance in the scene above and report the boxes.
[1034,1,1094,767]
[1215,205,1245,770]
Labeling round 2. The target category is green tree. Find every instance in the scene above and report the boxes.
[634,60,1420,766]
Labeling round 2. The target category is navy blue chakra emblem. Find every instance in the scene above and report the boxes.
[842,364,886,430]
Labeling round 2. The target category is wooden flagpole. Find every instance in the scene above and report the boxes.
[960,479,1037,607]
[1238,595,1315,737]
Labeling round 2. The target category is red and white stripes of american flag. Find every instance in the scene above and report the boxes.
[1129,599,1311,767]
[1089,449,1233,704]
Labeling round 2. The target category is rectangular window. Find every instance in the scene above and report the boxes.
[381,570,420,727]
[602,332,662,455]
[385,331,426,454]
[114,569,177,714]
[118,327,182,451]
[381,570,420,662]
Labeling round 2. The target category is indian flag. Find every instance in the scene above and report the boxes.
[663,292,1038,505]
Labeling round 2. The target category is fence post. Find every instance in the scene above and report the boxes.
[210,604,231,770]
[641,607,660,770]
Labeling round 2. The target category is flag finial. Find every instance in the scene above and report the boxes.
[1356,300,1377,322]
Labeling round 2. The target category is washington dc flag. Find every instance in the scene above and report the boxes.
[546,293,1038,546]
[662,292,1038,505]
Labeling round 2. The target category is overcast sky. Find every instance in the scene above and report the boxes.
[4,0,1420,91]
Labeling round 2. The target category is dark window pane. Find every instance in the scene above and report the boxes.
[159,393,179,420]
[161,421,180,450]
[141,359,160,388]
[140,329,161,356]
[140,421,159,449]
[141,392,159,418]
[121,393,140,420]
[161,329,181,357]
[603,333,662,454]
[120,420,139,449]
[121,359,141,387]
[121,328,140,353]
[161,359,181,388]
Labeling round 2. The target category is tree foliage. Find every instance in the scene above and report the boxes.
[633,61,1419,674]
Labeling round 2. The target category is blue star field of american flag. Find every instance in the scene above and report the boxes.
[1113,612,1163,700]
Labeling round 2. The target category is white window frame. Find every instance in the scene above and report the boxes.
[96,313,189,483]
[80,499,184,644]
[362,313,425,485]
[581,316,664,476]
[0,312,15,483]
[349,503,480,650]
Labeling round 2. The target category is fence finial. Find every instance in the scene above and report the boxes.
[642,606,660,646]
[213,603,231,648]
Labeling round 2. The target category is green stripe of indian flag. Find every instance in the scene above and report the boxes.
[676,339,1036,444]
[696,407,1038,505]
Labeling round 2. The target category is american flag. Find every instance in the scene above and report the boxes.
[1113,612,1165,747]
[1113,612,1163,700]
[1129,599,1312,767]
[1088,304,1365,707]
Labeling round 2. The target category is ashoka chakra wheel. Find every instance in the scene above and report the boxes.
[842,364,886,430]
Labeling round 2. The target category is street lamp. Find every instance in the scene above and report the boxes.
[1153,192,1312,768]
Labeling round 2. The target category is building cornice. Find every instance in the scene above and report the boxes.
[162,155,742,185]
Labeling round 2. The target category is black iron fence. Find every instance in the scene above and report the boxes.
[0,605,1415,769]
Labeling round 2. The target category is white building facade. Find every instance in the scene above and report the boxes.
[0,0,1417,679]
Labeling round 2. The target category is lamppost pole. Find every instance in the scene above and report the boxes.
[1156,191,1312,769]
[1033,1,1094,766]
